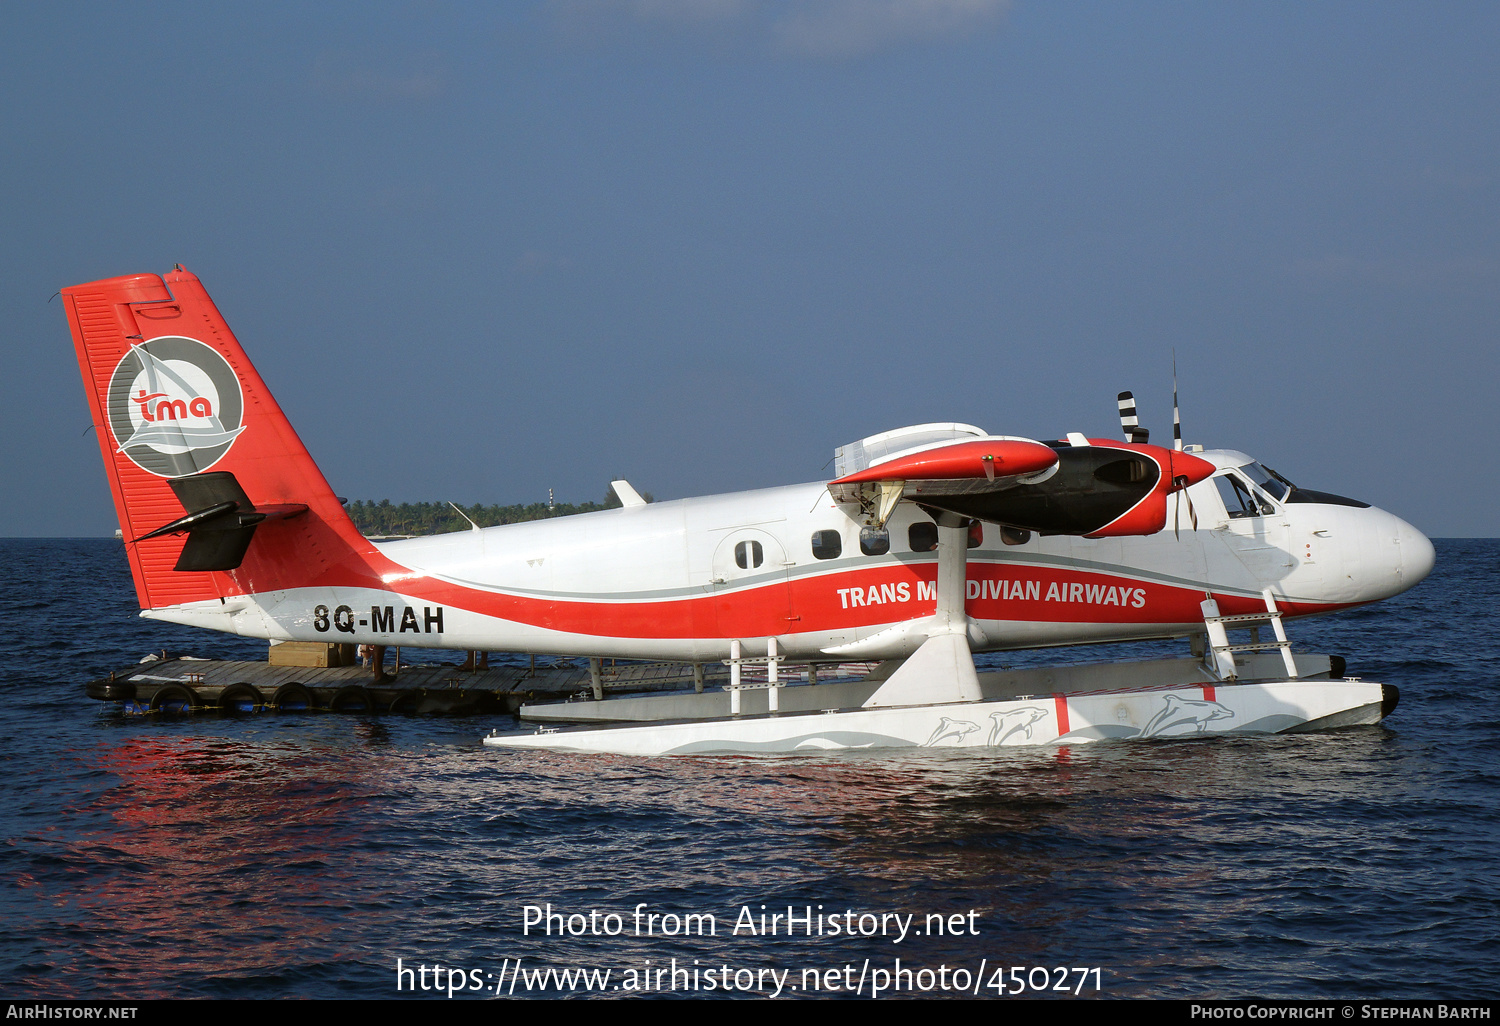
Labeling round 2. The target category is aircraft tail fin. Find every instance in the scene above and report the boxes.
[62,268,379,611]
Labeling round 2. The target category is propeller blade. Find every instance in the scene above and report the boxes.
[1172,353,1183,451]
[1117,391,1149,444]
[1171,472,1200,540]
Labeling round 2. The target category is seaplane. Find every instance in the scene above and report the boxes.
[62,268,1434,755]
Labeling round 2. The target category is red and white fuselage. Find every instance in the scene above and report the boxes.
[145,449,1431,663]
[62,269,1433,665]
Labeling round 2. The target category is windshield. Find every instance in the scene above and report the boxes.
[1239,462,1294,500]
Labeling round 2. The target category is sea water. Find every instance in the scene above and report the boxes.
[0,538,1495,999]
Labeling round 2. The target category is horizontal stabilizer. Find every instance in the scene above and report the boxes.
[130,471,308,572]
[610,479,648,508]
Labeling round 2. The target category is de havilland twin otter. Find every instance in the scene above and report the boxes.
[62,267,1434,755]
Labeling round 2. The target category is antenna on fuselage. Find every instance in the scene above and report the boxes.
[449,502,481,533]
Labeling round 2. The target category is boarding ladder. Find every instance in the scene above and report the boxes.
[1200,590,1300,682]
[722,638,790,714]
[720,639,850,714]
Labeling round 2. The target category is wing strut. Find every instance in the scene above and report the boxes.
[862,512,984,708]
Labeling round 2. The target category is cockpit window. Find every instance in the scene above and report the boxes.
[1240,462,1293,501]
[1215,473,1274,519]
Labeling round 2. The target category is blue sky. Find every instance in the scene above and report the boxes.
[6,1,1497,536]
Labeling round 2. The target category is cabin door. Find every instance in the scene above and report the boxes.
[709,528,796,642]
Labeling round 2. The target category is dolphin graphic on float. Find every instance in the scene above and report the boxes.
[1140,694,1235,737]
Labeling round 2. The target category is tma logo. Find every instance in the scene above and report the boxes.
[131,389,215,423]
[107,337,245,477]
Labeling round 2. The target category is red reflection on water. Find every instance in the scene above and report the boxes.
[18,729,393,998]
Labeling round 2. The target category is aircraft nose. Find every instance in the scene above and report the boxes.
[1346,506,1434,603]
[1397,517,1435,589]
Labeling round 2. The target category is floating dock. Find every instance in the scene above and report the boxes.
[86,657,723,715]
[84,653,880,716]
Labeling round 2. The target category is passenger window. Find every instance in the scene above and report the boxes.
[908,522,938,553]
[734,540,764,569]
[1001,526,1030,546]
[967,521,983,548]
[860,526,890,556]
[811,530,842,560]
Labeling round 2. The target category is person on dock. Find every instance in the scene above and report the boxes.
[368,644,393,684]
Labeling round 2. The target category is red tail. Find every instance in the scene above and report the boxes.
[63,268,381,610]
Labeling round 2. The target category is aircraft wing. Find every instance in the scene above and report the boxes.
[829,425,1216,538]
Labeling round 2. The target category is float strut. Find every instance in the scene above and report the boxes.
[729,640,742,715]
[767,637,779,713]
[862,512,983,708]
